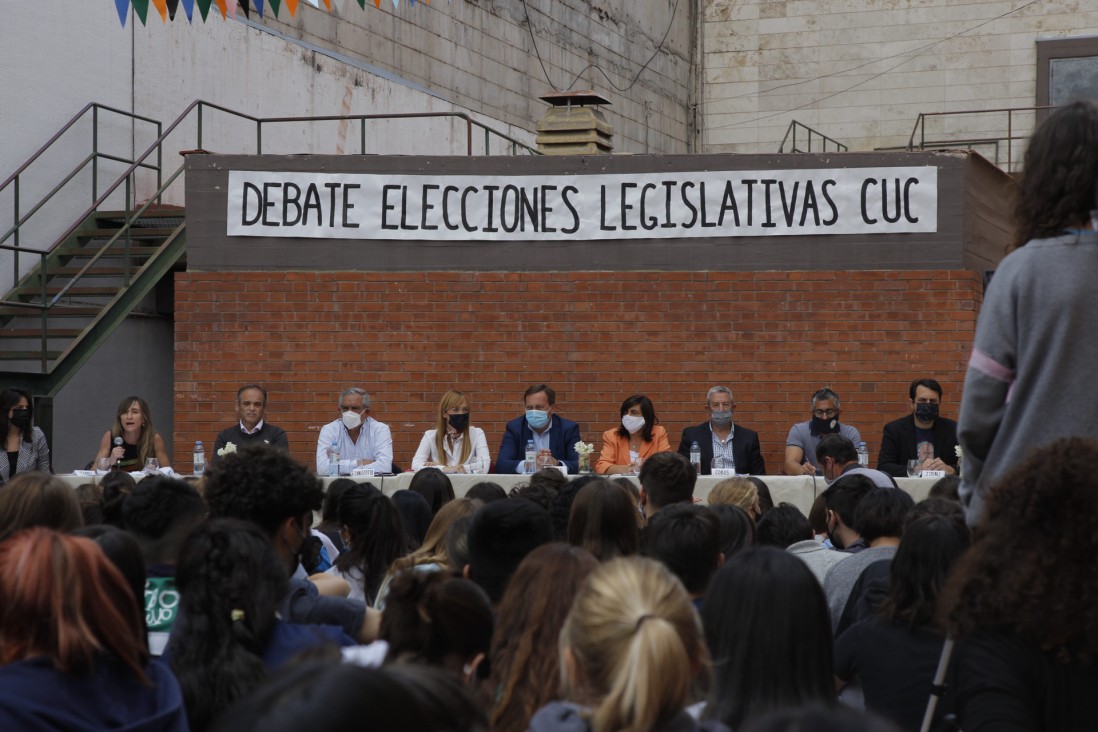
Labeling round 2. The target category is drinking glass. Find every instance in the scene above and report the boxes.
[144,457,160,474]
[906,459,921,478]
[95,457,112,475]
[536,453,556,471]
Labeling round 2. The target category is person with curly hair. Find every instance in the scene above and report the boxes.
[489,543,598,732]
[958,101,1098,523]
[940,437,1098,730]
[204,444,377,643]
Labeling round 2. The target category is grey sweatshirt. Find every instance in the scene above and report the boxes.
[958,231,1098,523]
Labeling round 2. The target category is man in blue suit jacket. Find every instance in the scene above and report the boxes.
[676,385,767,475]
[496,384,582,474]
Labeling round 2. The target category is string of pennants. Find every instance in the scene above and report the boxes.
[114,0,434,26]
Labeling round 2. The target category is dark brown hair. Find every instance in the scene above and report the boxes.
[567,480,640,561]
[941,437,1098,662]
[488,543,598,732]
[0,472,83,541]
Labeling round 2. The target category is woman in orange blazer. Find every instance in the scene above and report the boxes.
[595,395,672,475]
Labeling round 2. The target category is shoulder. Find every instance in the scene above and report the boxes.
[31,426,48,443]
[652,424,669,437]
[528,701,591,732]
[215,425,238,441]
[557,416,580,431]
[369,418,391,433]
[733,423,759,439]
[680,422,706,438]
[503,415,525,431]
[786,421,810,440]
[264,423,288,437]
[420,428,439,441]
[601,427,623,442]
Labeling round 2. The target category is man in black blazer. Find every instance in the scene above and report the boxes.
[676,385,766,475]
[877,377,959,477]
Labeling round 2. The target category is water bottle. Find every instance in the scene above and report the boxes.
[328,446,340,477]
[193,441,205,477]
[689,441,701,472]
[525,440,536,474]
[857,441,869,467]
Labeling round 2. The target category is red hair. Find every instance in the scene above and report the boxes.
[0,528,148,680]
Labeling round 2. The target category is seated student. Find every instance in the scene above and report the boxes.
[567,479,641,561]
[204,445,377,643]
[708,477,762,519]
[638,451,697,522]
[595,395,672,475]
[645,503,723,606]
[835,512,970,732]
[0,472,83,541]
[407,467,456,517]
[489,544,598,732]
[942,437,1098,731]
[0,528,187,731]
[167,519,355,731]
[709,503,756,561]
[326,486,407,605]
[826,487,914,635]
[95,396,171,471]
[465,498,554,607]
[380,570,493,684]
[315,478,358,554]
[211,662,488,732]
[391,490,432,549]
[528,556,726,732]
[99,470,138,527]
[411,390,491,474]
[120,475,207,656]
[816,435,898,489]
[757,502,847,586]
[701,547,835,730]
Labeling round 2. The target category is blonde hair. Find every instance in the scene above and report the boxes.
[708,478,759,513]
[389,497,478,574]
[560,557,705,732]
[434,390,472,466]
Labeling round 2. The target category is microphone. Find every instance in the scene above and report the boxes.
[113,436,123,469]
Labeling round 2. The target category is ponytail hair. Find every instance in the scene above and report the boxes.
[560,557,703,732]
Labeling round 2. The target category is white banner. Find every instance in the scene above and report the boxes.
[226,167,937,241]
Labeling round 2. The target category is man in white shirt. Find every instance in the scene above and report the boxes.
[315,387,393,475]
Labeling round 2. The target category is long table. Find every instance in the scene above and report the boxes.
[55,473,937,518]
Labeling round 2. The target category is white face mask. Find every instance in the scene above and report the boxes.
[342,411,363,430]
[621,415,646,434]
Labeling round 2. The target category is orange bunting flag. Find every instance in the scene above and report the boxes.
[151,0,169,21]
[286,0,298,12]
[373,0,380,6]
[214,0,227,17]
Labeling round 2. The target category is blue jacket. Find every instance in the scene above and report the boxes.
[496,415,581,474]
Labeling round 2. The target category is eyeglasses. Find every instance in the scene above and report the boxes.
[340,405,366,413]
[812,409,839,418]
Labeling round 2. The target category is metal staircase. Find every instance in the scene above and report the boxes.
[0,99,538,440]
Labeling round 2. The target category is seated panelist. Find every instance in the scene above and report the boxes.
[496,384,581,474]
[595,395,671,475]
[411,390,491,474]
[96,396,171,471]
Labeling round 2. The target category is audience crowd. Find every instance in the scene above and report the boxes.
[2,103,1098,732]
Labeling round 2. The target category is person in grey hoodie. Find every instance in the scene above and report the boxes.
[526,557,728,732]
[958,100,1098,525]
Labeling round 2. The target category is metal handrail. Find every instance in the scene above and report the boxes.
[2,98,540,374]
[779,120,848,153]
[906,105,1057,172]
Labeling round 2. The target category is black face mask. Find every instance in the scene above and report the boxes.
[9,408,30,432]
[448,413,470,432]
[914,403,939,422]
[810,415,839,436]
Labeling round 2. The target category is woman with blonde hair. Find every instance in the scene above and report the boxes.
[412,390,490,474]
[707,477,760,519]
[528,556,726,732]
[375,497,479,609]
[95,396,170,471]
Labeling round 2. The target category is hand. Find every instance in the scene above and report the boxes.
[923,458,954,475]
[110,446,125,461]
[799,461,817,476]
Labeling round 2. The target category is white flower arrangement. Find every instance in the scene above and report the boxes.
[574,441,595,458]
[217,442,237,457]
[955,445,963,460]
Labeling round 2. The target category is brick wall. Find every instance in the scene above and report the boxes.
[173,270,982,474]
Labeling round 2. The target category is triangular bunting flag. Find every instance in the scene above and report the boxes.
[269,0,281,16]
[196,0,212,20]
[390,0,397,8]
[180,0,195,21]
[330,0,344,13]
[285,0,298,13]
[355,0,365,7]
[252,0,264,17]
[227,0,237,17]
[114,0,129,26]
[151,0,169,22]
[373,0,380,6]
[214,0,228,17]
[239,0,249,18]
[132,0,151,24]
[166,0,181,20]
[303,0,319,7]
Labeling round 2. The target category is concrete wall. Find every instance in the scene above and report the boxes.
[701,0,1098,157]
[173,269,981,475]
[262,0,697,155]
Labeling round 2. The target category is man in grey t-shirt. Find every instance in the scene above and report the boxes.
[784,387,863,475]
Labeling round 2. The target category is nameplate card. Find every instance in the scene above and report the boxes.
[919,470,946,479]
[351,467,376,477]
[711,468,737,477]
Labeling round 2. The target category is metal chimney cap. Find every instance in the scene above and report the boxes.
[539,90,612,107]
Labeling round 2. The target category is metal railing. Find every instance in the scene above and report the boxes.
[0,99,541,374]
[0,103,162,285]
[778,120,848,153]
[906,106,1056,173]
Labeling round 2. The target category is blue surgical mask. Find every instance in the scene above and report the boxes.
[526,409,550,430]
